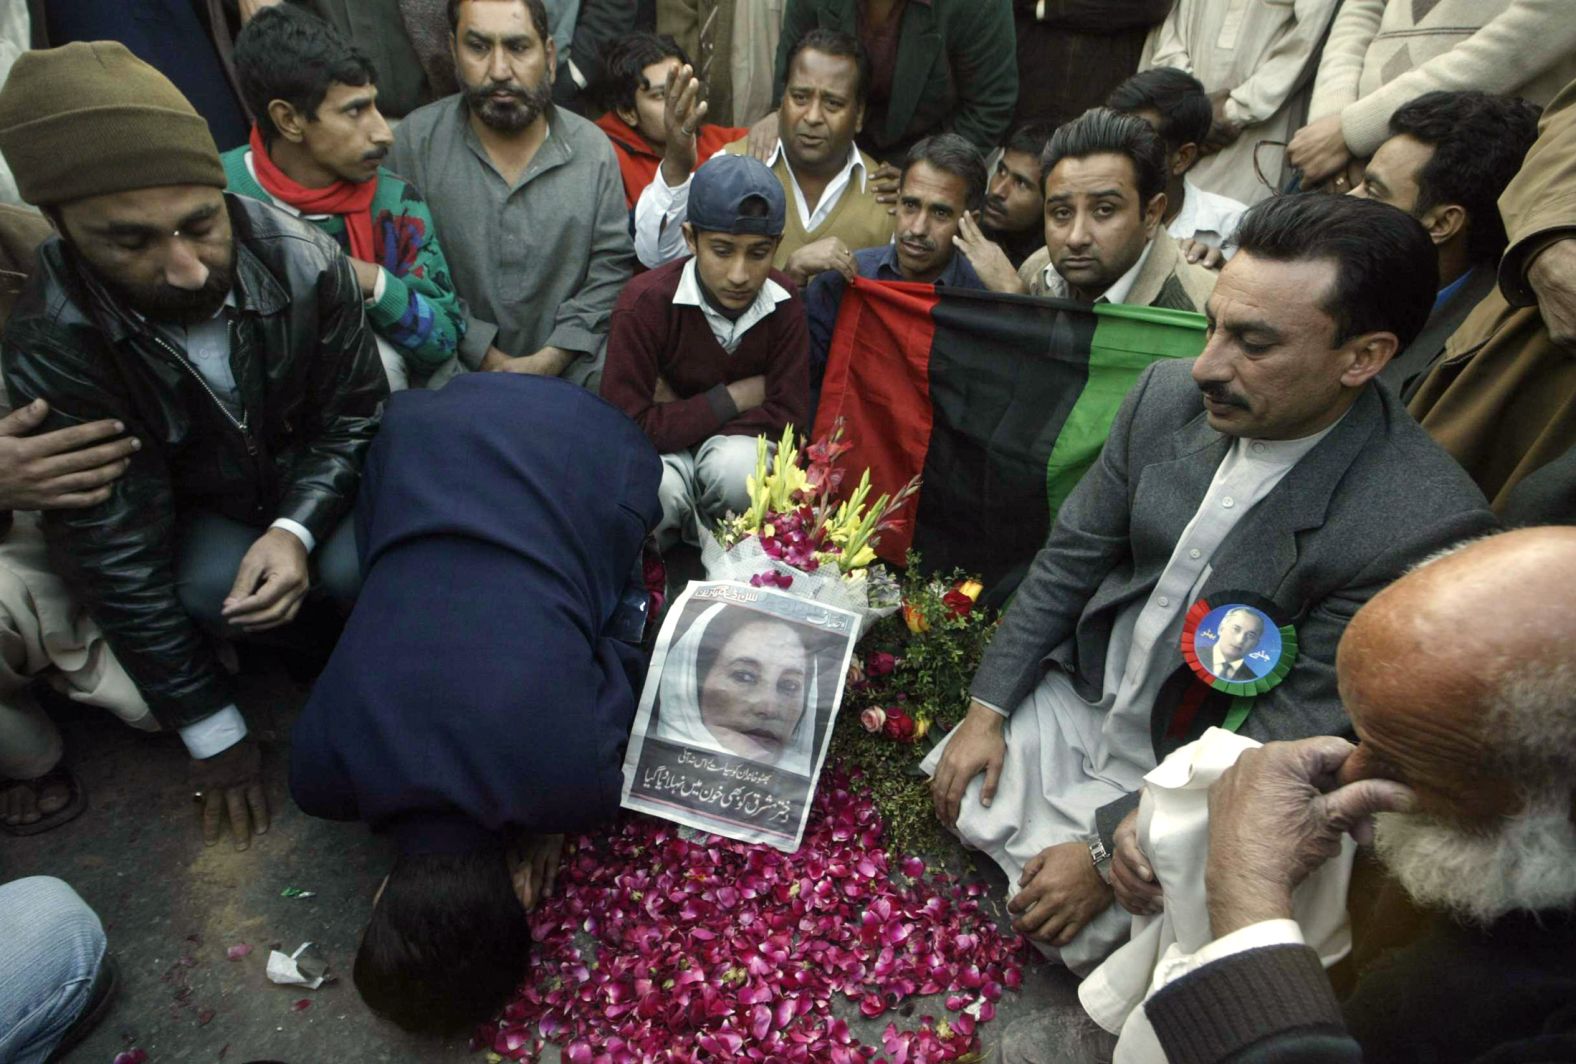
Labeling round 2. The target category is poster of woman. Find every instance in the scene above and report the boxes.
[620,582,860,851]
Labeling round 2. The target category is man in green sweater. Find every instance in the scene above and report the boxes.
[224,5,465,389]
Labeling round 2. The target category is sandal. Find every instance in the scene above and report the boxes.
[0,763,88,836]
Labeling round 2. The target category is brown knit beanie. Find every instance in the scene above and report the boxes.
[0,41,226,207]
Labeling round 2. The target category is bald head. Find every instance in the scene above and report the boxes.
[1337,529,1576,924]
[1338,528,1576,822]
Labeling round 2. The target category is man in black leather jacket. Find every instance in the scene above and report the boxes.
[0,41,387,848]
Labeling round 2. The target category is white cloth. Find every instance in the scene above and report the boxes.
[1038,238,1156,306]
[633,140,867,267]
[925,422,1337,974]
[1077,728,1355,1063]
[1147,0,1340,204]
[651,601,820,776]
[1167,179,1247,255]
[673,258,792,353]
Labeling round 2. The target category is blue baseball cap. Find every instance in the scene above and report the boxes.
[689,154,786,237]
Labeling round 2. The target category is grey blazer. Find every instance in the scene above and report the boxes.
[971,359,1497,753]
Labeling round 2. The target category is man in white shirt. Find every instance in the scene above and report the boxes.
[1108,68,1248,269]
[633,28,894,287]
[966,108,1216,313]
[922,193,1494,990]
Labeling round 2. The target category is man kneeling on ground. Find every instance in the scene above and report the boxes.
[0,42,387,850]
[291,373,662,1036]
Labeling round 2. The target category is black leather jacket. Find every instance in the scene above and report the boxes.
[1,195,387,728]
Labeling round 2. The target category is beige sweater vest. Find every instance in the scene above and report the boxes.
[723,139,895,268]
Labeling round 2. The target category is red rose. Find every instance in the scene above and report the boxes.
[942,589,975,618]
[866,650,896,677]
[882,708,917,742]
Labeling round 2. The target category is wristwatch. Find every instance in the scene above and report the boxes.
[1087,837,1114,884]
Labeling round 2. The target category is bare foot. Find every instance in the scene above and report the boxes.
[508,833,565,911]
[1,771,71,827]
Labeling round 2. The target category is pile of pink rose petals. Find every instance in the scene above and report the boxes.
[476,766,1030,1062]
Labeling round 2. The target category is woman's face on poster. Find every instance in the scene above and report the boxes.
[699,620,809,762]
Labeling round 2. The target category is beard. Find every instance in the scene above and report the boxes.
[1373,792,1576,926]
[102,246,236,327]
[463,73,552,133]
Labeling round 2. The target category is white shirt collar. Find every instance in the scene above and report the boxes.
[766,139,867,232]
[673,257,792,353]
[1040,234,1155,305]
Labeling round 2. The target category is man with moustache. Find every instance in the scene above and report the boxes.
[978,123,1054,269]
[0,42,387,849]
[633,29,894,288]
[802,133,986,405]
[225,5,467,389]
[390,0,632,388]
[974,108,1215,314]
[922,193,1495,977]
[1141,527,1576,1063]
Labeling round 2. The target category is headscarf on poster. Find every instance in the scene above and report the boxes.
[620,582,860,852]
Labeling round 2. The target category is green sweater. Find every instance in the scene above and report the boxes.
[221,147,464,370]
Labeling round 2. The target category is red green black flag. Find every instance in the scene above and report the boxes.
[812,278,1207,593]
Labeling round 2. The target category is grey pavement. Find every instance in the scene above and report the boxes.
[2,668,1079,1064]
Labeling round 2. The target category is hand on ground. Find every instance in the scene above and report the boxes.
[510,833,565,911]
[191,737,270,850]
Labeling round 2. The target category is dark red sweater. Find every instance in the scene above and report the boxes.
[601,258,809,454]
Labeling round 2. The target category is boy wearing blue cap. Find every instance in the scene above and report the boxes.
[602,154,810,548]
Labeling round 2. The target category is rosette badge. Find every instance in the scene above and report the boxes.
[1178,593,1298,732]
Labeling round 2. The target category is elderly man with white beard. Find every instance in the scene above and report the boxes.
[1131,526,1576,1064]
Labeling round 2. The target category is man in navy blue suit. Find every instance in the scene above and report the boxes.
[290,372,661,1036]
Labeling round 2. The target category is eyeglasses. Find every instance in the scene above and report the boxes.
[1252,140,1289,196]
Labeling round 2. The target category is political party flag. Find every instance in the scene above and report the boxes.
[812,279,1207,593]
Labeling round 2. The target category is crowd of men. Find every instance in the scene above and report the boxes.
[0,0,1574,1060]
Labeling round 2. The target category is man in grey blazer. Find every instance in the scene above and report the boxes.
[921,193,1497,977]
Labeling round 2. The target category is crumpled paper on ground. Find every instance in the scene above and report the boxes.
[266,942,333,989]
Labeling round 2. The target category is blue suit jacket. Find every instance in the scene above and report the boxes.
[290,374,661,854]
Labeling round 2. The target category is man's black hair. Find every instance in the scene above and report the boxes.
[447,0,551,43]
[903,133,987,213]
[1041,107,1169,205]
[784,28,870,105]
[1003,122,1055,162]
[1232,193,1438,350]
[1387,90,1542,265]
[595,32,689,115]
[1105,68,1213,152]
[234,5,376,146]
[353,850,532,1036]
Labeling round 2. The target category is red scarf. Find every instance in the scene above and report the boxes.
[248,126,377,262]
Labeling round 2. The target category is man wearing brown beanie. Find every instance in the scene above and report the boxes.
[0,41,388,850]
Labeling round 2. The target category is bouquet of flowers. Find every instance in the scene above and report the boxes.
[830,561,998,856]
[700,420,919,633]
